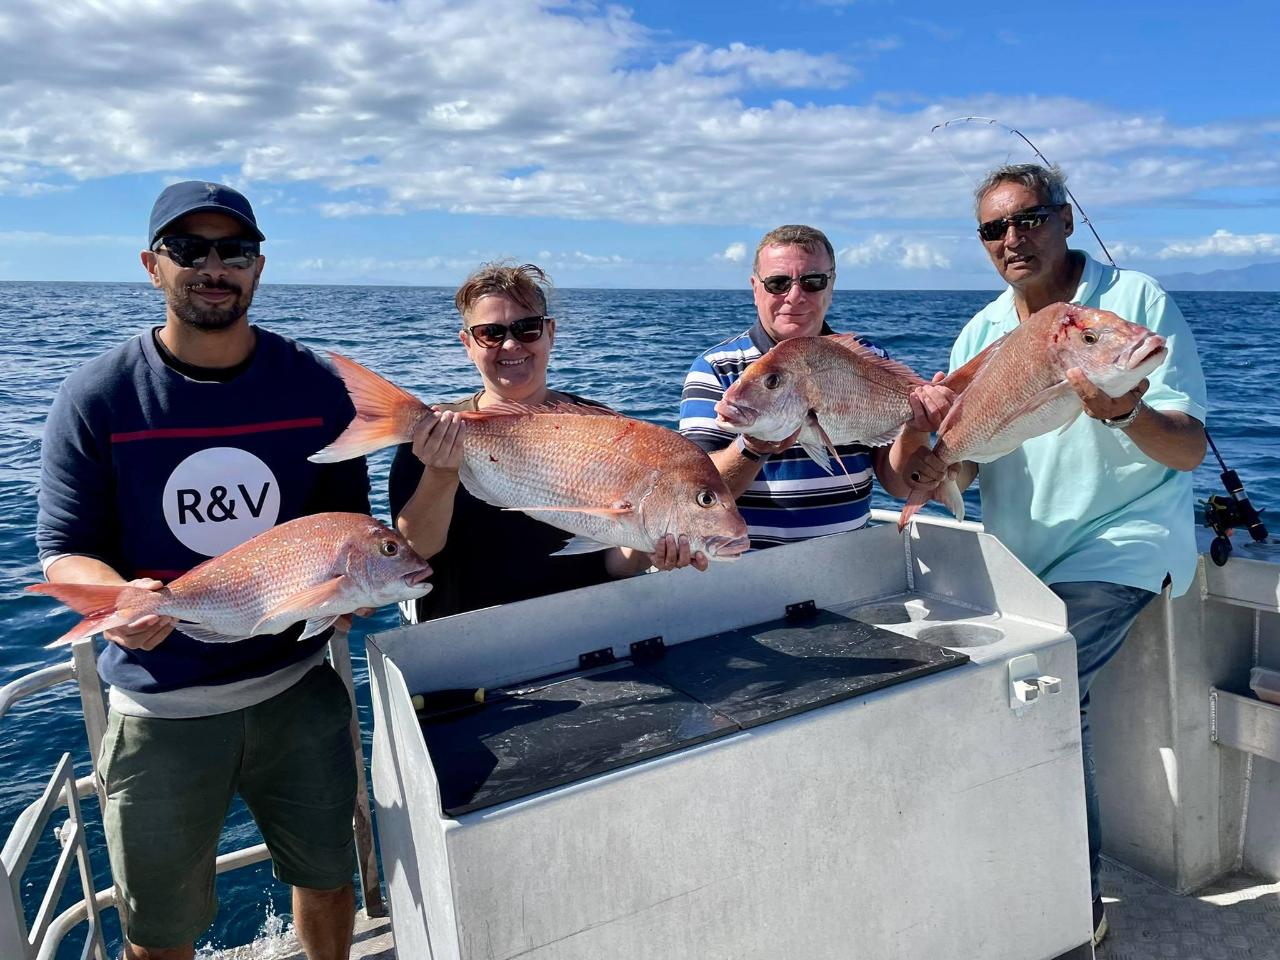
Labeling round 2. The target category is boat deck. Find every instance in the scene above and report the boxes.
[1096,859,1280,960]
[204,857,1279,960]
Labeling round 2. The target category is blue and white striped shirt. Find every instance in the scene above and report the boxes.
[679,320,884,550]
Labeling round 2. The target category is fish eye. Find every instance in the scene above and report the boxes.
[763,373,781,390]
[695,489,717,508]
[1081,330,1099,345]
[380,540,399,556]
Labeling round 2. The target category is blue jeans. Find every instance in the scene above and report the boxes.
[1051,581,1158,900]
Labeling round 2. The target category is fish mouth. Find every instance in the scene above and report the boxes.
[714,398,757,429]
[1125,334,1167,370]
[704,533,751,559]
[404,567,433,586]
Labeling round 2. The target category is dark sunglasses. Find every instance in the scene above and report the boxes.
[977,205,1062,242]
[152,235,261,269]
[754,271,832,295]
[466,315,549,348]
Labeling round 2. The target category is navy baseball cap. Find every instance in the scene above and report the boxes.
[148,181,266,247]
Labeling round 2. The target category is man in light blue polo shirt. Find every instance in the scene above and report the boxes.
[898,163,1207,947]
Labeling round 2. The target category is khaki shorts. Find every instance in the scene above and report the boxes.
[98,663,357,948]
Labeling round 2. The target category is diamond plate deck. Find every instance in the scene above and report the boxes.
[1097,859,1280,960]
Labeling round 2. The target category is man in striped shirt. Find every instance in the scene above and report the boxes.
[680,225,916,548]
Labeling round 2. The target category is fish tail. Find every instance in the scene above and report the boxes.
[310,352,423,463]
[26,582,149,647]
[896,477,964,532]
[936,476,965,522]
[897,492,928,532]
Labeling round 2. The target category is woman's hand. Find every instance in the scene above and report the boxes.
[411,408,466,472]
[650,534,710,572]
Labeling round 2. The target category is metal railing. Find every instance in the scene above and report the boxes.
[0,622,385,959]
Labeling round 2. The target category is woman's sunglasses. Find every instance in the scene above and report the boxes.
[466,315,549,348]
[152,235,261,269]
[977,205,1062,242]
[754,272,832,295]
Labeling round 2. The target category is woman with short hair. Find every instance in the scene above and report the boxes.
[389,262,704,622]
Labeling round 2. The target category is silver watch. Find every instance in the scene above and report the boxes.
[1101,398,1144,429]
[735,433,769,462]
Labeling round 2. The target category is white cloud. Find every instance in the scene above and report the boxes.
[526,250,629,274]
[676,42,854,89]
[840,235,951,270]
[1103,241,1146,260]
[717,242,747,263]
[292,255,471,274]
[0,0,1275,233]
[1155,229,1280,259]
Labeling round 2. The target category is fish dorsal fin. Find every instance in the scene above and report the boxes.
[934,337,1012,438]
[941,336,1005,395]
[826,334,926,385]
[460,400,621,421]
[251,576,351,635]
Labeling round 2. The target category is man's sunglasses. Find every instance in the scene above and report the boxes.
[152,235,261,269]
[466,315,549,348]
[754,271,832,296]
[977,205,1062,242]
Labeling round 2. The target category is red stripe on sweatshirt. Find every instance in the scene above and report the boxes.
[110,418,326,444]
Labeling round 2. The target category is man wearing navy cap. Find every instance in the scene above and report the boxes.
[35,182,368,959]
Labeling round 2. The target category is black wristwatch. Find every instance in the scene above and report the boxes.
[1102,399,1145,429]
[735,434,769,462]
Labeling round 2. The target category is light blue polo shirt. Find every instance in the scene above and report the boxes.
[950,252,1209,596]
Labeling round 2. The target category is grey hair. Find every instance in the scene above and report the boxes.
[753,225,836,273]
[974,163,1068,218]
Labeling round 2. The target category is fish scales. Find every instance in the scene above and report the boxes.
[897,302,1168,529]
[29,513,434,646]
[310,353,750,559]
[714,335,926,471]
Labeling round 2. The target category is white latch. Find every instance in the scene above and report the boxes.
[1008,655,1063,710]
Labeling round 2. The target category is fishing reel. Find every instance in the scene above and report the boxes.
[1202,461,1268,567]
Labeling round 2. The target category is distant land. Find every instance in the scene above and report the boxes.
[1159,261,1280,292]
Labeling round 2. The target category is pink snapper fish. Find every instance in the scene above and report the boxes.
[898,302,1167,530]
[29,513,433,646]
[714,334,927,473]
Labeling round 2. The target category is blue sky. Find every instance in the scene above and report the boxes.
[1,0,1277,288]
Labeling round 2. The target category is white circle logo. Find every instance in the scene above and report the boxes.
[162,447,281,556]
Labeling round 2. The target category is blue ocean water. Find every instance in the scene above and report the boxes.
[0,281,1276,955]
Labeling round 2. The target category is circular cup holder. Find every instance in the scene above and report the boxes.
[916,624,1003,648]
[852,603,930,625]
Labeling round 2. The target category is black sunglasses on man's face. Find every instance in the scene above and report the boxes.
[976,205,1063,243]
[152,235,261,269]
[754,271,832,296]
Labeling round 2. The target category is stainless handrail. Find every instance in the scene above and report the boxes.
[2,622,386,957]
[1,754,107,960]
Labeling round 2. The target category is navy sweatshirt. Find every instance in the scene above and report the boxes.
[36,327,369,716]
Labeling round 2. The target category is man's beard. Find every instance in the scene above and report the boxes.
[164,277,255,330]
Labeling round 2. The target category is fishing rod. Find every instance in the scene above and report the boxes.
[930,116,1119,268]
[929,116,1269,564]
